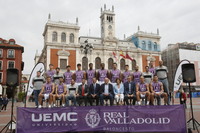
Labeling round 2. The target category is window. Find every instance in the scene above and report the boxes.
[8,49,15,58]
[52,31,57,42]
[148,41,152,50]
[154,44,157,50]
[0,49,2,58]
[60,59,67,69]
[0,72,2,83]
[142,41,146,49]
[82,57,88,71]
[120,58,125,70]
[132,60,136,70]
[8,61,15,68]
[95,57,101,70]
[70,33,74,43]
[108,58,113,70]
[61,32,66,42]
[0,61,2,70]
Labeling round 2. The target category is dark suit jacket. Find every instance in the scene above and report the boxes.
[100,83,114,95]
[78,84,89,95]
[124,81,136,95]
[88,83,100,95]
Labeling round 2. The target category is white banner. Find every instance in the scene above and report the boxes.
[173,60,190,92]
[27,62,45,96]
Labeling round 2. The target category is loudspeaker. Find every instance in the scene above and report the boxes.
[6,69,19,86]
[182,63,196,83]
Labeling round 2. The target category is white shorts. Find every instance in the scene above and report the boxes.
[44,94,50,100]
[140,94,146,98]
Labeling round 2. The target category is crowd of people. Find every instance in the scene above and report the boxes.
[32,60,170,108]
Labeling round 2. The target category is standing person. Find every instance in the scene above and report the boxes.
[97,63,109,85]
[45,64,56,81]
[76,79,89,106]
[74,64,86,86]
[124,76,136,105]
[155,60,170,105]
[100,78,114,106]
[86,63,96,86]
[53,67,63,85]
[142,66,153,84]
[150,75,168,105]
[53,77,67,107]
[179,89,187,108]
[38,77,55,108]
[65,79,78,106]
[63,65,73,87]
[88,78,101,106]
[133,65,142,84]
[0,95,2,112]
[122,65,132,83]
[110,63,121,86]
[1,95,9,111]
[149,61,156,76]
[32,71,45,108]
[113,78,124,105]
[136,76,150,105]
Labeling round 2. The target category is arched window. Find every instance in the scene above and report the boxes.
[61,32,66,42]
[52,31,57,42]
[82,57,88,71]
[70,33,74,43]
[142,41,146,49]
[132,59,136,70]
[95,57,101,70]
[120,58,125,70]
[154,42,157,50]
[108,58,113,70]
[148,41,152,50]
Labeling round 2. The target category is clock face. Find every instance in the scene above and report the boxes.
[108,25,112,29]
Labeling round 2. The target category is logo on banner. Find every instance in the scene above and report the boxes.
[85,109,101,128]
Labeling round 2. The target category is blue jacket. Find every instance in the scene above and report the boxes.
[113,83,124,95]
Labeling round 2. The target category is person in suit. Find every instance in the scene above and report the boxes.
[124,76,136,105]
[76,78,89,106]
[100,78,114,106]
[88,77,100,106]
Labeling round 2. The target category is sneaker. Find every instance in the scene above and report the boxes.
[48,105,51,108]
[38,105,42,108]
[62,104,65,107]
[146,101,150,105]
[53,104,56,107]
[138,101,141,105]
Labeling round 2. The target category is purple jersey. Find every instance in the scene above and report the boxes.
[87,69,95,86]
[64,71,73,84]
[44,83,53,94]
[133,71,142,84]
[98,69,108,81]
[152,81,162,92]
[149,67,155,75]
[57,83,65,95]
[123,71,131,83]
[46,70,56,80]
[111,69,121,83]
[75,70,84,83]
[138,83,147,92]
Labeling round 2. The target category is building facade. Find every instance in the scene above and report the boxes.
[162,42,200,91]
[0,38,24,95]
[36,5,161,73]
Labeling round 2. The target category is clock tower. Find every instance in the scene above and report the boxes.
[100,4,116,40]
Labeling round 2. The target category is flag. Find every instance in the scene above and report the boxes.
[112,52,118,61]
[119,50,126,58]
[126,53,134,61]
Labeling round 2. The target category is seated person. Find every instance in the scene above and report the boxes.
[136,76,150,105]
[53,77,67,107]
[38,77,55,108]
[76,78,89,106]
[113,78,124,105]
[124,76,136,105]
[100,78,114,106]
[65,79,78,106]
[150,75,168,105]
[88,77,101,106]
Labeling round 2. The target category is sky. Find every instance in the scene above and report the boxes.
[0,0,200,74]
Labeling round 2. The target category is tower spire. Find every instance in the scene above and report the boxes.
[104,4,106,10]
[112,5,114,11]
[157,28,159,35]
[48,13,51,20]
[76,17,79,25]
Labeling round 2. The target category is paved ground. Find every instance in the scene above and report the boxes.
[0,98,200,133]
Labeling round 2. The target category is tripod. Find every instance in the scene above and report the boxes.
[187,83,200,132]
[0,86,16,133]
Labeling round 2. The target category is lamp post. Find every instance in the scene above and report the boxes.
[80,40,93,55]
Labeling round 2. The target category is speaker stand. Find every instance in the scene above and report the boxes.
[187,83,200,132]
[0,86,16,133]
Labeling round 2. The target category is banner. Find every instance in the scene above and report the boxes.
[173,59,190,92]
[17,105,186,133]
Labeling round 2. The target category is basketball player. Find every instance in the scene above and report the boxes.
[45,64,56,81]
[74,64,86,86]
[86,63,96,86]
[110,63,121,85]
[63,65,73,86]
[97,63,109,85]
[133,65,142,84]
[149,61,156,76]
[122,65,132,83]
